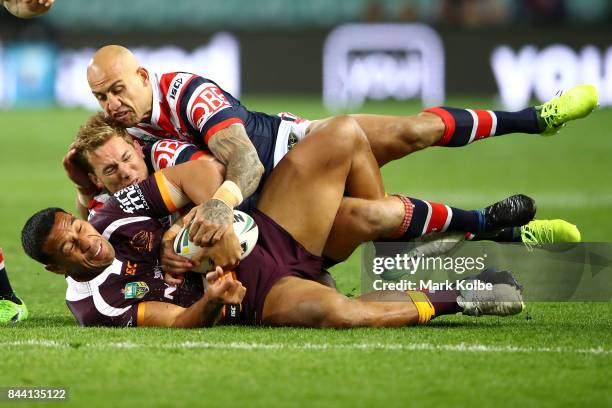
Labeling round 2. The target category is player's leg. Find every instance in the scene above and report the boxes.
[0,248,28,323]
[262,276,421,327]
[315,116,385,200]
[309,85,598,166]
[257,115,382,255]
[262,267,524,328]
[323,193,537,262]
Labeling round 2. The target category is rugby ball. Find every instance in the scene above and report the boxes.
[173,210,258,273]
[4,0,54,19]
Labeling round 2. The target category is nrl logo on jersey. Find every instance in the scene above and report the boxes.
[115,185,150,214]
[122,281,149,299]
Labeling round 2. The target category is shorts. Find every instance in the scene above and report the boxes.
[235,209,324,325]
[273,115,311,167]
[238,114,311,214]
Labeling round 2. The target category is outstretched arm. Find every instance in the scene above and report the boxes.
[159,158,225,208]
[137,268,246,328]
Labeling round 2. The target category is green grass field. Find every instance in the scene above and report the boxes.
[0,97,611,407]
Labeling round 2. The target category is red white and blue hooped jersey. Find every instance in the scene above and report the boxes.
[127,72,282,181]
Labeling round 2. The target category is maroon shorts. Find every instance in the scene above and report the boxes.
[235,209,324,325]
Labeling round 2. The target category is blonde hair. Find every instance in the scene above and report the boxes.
[73,112,134,172]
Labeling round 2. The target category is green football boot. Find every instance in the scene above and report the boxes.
[0,296,28,323]
[536,85,598,136]
[520,219,581,246]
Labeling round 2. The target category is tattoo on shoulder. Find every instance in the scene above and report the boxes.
[208,125,264,198]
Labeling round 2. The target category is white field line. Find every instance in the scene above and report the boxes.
[393,192,612,209]
[1,340,610,355]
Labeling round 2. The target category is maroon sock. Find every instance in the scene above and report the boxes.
[422,289,462,317]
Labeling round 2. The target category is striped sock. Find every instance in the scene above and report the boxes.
[391,197,485,239]
[424,107,541,147]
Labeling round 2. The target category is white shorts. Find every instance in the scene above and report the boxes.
[273,115,312,167]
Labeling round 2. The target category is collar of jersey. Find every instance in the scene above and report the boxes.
[65,258,124,297]
[150,71,162,127]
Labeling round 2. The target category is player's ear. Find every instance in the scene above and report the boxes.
[45,264,66,275]
[137,67,149,85]
[89,172,105,190]
[133,140,144,158]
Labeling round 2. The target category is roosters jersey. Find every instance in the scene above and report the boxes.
[67,174,205,327]
[127,72,281,179]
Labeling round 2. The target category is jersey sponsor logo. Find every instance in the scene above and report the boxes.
[122,281,149,299]
[150,140,190,170]
[188,83,231,131]
[169,77,183,100]
[125,261,138,276]
[131,230,154,253]
[114,185,150,214]
[223,303,241,325]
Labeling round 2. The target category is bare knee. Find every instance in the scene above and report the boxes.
[282,115,367,172]
[322,115,370,156]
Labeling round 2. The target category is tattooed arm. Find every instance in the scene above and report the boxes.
[188,124,264,245]
[207,124,264,201]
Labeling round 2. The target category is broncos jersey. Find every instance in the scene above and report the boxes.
[67,174,205,327]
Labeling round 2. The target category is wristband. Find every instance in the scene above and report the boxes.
[212,181,244,208]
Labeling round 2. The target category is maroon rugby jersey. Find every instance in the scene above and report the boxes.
[66,174,204,327]
[87,138,206,219]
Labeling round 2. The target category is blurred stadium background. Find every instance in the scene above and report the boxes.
[0,1,610,407]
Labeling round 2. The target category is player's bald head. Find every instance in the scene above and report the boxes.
[87,45,153,127]
[87,45,140,86]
